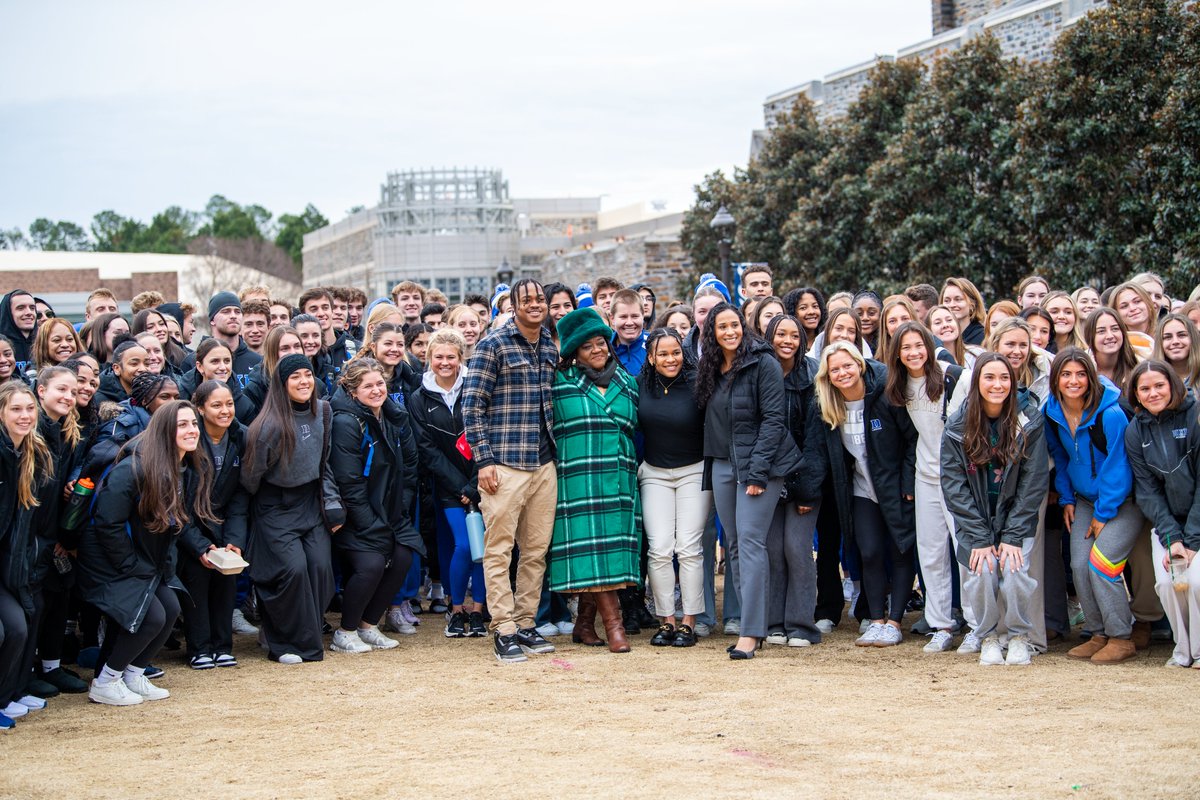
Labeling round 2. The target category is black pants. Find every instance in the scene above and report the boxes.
[0,587,29,705]
[37,583,70,662]
[178,556,236,657]
[814,488,845,623]
[100,584,180,674]
[340,545,414,630]
[853,497,914,624]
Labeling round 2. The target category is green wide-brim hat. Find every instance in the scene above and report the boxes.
[557,307,612,360]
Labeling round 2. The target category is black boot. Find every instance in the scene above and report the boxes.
[618,588,640,635]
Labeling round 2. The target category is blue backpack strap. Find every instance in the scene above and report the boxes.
[359,420,374,478]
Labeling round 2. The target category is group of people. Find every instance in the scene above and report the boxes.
[0,264,1197,729]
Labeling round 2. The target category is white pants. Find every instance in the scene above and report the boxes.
[1152,536,1200,666]
[916,477,957,630]
[639,461,711,618]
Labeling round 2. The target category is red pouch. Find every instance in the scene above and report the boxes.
[456,432,473,461]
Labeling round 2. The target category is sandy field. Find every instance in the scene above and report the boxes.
[2,608,1196,800]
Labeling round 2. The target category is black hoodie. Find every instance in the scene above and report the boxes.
[181,336,262,391]
[0,289,37,375]
[1125,396,1200,551]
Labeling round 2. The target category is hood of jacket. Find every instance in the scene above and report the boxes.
[421,367,466,410]
[0,290,35,365]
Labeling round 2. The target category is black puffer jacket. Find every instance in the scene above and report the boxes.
[812,359,918,551]
[940,392,1048,552]
[1125,397,1200,551]
[780,355,827,504]
[707,339,802,487]
[93,368,129,406]
[76,454,193,633]
[29,412,82,584]
[0,289,36,375]
[0,428,39,614]
[178,422,250,558]
[327,390,423,557]
[178,367,255,422]
[387,362,421,408]
[408,375,479,507]
[181,337,262,391]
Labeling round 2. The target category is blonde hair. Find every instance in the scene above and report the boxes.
[815,341,867,429]
[1110,281,1157,335]
[0,382,53,508]
[36,366,82,449]
[941,277,986,325]
[1041,290,1088,351]
[986,316,1035,386]
[444,304,482,330]
[338,357,386,394]
[424,328,466,372]
[364,303,404,343]
[877,296,918,362]
[985,300,1020,338]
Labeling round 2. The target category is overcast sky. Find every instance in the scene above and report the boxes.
[0,1,929,233]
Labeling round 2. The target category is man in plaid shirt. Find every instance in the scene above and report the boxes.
[463,279,560,663]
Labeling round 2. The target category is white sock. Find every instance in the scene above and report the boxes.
[123,665,146,682]
[42,659,60,672]
[97,665,122,686]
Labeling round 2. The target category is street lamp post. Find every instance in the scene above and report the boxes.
[496,257,514,287]
[709,205,735,293]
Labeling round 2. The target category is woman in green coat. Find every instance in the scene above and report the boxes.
[548,308,641,653]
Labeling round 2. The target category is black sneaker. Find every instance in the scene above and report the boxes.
[515,627,556,655]
[40,666,88,694]
[467,612,487,638]
[494,632,527,663]
[444,611,468,638]
[144,664,164,680]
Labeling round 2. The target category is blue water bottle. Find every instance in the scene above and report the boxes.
[466,504,486,564]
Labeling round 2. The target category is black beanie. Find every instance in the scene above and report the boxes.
[208,291,241,321]
[277,354,311,384]
[157,303,185,329]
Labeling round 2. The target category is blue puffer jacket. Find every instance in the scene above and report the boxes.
[1044,379,1133,523]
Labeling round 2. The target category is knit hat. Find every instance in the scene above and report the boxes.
[490,284,511,318]
[557,307,612,360]
[130,372,175,408]
[696,273,731,303]
[207,291,241,321]
[277,353,312,384]
[157,302,185,329]
[575,283,594,309]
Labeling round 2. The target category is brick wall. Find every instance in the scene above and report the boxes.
[0,269,178,301]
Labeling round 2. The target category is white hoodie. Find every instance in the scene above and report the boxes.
[422,366,466,411]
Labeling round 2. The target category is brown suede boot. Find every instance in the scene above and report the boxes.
[1091,636,1137,664]
[595,591,630,653]
[1067,635,1108,660]
[571,594,605,647]
[1130,621,1152,651]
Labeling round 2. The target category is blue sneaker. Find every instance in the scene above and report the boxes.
[0,712,14,731]
[143,664,164,680]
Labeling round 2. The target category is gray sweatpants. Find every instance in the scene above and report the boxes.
[959,537,1038,642]
[766,499,821,642]
[1069,497,1143,640]
[711,459,783,640]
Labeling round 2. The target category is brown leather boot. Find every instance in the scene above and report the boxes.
[1130,620,1152,651]
[571,594,605,647]
[1067,635,1108,660]
[1091,636,1137,664]
[595,591,630,653]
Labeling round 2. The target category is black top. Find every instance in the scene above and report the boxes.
[703,373,734,460]
[638,371,705,468]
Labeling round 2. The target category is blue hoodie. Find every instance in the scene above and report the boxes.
[1044,379,1133,522]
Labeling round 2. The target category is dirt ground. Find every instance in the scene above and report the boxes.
[2,606,1196,800]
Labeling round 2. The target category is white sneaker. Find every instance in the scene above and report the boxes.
[787,637,812,647]
[855,622,884,647]
[383,608,417,635]
[535,622,561,638]
[278,653,303,665]
[873,623,903,647]
[693,622,712,638]
[979,637,1005,666]
[1006,636,1032,666]
[16,695,46,711]
[957,630,982,654]
[858,618,872,634]
[842,576,854,602]
[232,608,259,636]
[124,673,170,701]
[1164,655,1190,668]
[555,620,575,636]
[765,632,788,646]
[815,619,835,634]
[2,701,28,718]
[723,619,740,635]
[88,679,143,706]
[331,628,372,654]
[923,630,955,653]
[357,625,400,650]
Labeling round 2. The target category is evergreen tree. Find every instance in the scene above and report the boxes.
[679,170,737,295]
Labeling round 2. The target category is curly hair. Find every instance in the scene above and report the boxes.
[694,302,756,407]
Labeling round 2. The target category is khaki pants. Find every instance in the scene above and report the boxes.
[1127,522,1165,622]
[480,462,558,635]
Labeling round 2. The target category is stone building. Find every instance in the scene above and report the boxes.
[754,0,1109,154]
[303,168,687,304]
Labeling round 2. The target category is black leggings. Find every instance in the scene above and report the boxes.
[100,585,180,674]
[814,488,845,622]
[853,497,914,624]
[0,588,29,705]
[340,545,414,630]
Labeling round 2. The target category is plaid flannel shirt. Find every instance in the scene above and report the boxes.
[462,319,557,471]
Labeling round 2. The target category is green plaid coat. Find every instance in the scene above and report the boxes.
[547,365,642,592]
